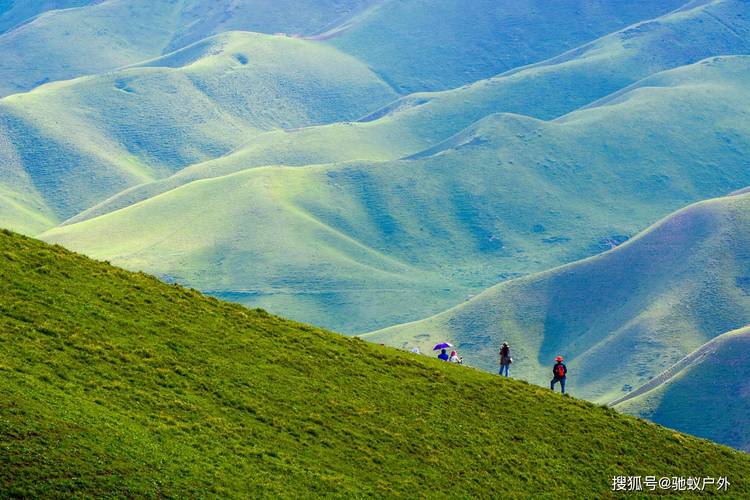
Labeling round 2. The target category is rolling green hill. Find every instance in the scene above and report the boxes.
[2,229,750,496]
[2,0,745,235]
[164,0,379,52]
[0,0,687,98]
[325,0,686,92]
[0,31,396,228]
[0,0,182,97]
[44,56,750,334]
[0,0,94,34]
[0,185,55,236]
[73,0,750,226]
[0,0,382,97]
[614,325,750,452]
[366,192,750,412]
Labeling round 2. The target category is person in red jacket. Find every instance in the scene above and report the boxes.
[550,356,567,394]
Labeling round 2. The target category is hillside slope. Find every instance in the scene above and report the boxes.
[0,31,396,229]
[0,0,684,97]
[0,0,381,97]
[76,0,750,225]
[0,0,94,34]
[44,56,750,334]
[2,229,749,496]
[326,0,686,92]
[614,325,750,452]
[366,192,750,411]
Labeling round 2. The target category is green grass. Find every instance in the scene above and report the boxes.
[0,0,685,97]
[76,0,750,226]
[615,325,750,452]
[0,0,381,97]
[44,56,750,335]
[165,0,379,52]
[325,0,686,92]
[0,0,183,97]
[0,0,94,34]
[366,191,750,416]
[0,185,56,236]
[2,228,750,496]
[5,0,747,233]
[0,30,396,226]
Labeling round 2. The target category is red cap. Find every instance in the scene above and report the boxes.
[555,356,564,362]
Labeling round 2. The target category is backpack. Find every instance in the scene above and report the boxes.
[556,364,565,378]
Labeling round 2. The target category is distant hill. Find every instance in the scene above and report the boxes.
[615,325,750,452]
[0,31,396,231]
[73,0,750,228]
[5,0,747,237]
[0,0,182,97]
[366,191,750,412]
[0,0,94,34]
[325,0,687,92]
[0,0,685,97]
[2,229,749,496]
[44,56,750,334]
[0,0,380,97]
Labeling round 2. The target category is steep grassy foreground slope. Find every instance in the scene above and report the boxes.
[0,31,396,230]
[74,0,750,226]
[367,192,750,409]
[45,56,750,334]
[1,230,749,496]
[614,325,750,452]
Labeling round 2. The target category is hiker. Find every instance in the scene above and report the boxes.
[411,346,421,354]
[437,348,450,361]
[449,350,463,364]
[499,342,512,377]
[550,356,567,394]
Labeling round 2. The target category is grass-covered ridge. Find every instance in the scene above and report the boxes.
[326,0,686,92]
[77,0,750,227]
[0,0,94,34]
[0,30,396,231]
[44,56,750,334]
[0,0,381,97]
[367,191,750,411]
[0,0,684,98]
[614,325,750,452]
[1,229,750,496]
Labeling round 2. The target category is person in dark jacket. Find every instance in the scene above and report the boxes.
[550,356,567,393]
[437,348,450,361]
[498,342,512,377]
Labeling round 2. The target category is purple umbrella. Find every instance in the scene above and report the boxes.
[433,342,454,351]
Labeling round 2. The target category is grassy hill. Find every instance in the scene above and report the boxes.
[2,229,750,496]
[325,0,686,92]
[44,56,750,334]
[0,184,55,236]
[0,0,94,34]
[74,0,750,226]
[164,0,378,52]
[4,0,745,234]
[0,0,680,97]
[366,191,750,411]
[0,31,396,229]
[614,325,750,452]
[0,0,384,97]
[0,0,182,97]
